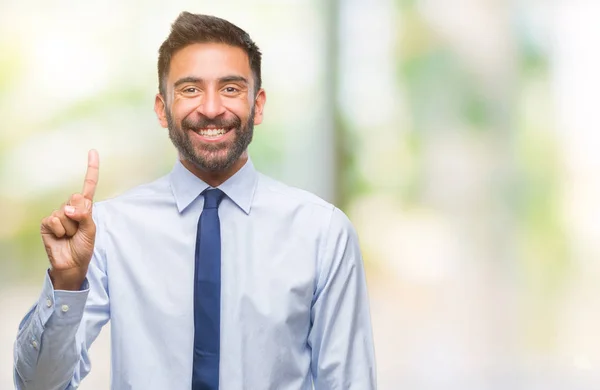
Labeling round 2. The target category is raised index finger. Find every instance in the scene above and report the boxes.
[82,149,99,200]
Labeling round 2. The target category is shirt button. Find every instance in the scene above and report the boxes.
[46,298,52,308]
[61,304,69,313]
[31,340,38,349]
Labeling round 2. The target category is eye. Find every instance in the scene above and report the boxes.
[224,86,239,94]
[183,87,198,93]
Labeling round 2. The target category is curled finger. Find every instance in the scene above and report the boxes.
[42,216,67,238]
[53,208,78,237]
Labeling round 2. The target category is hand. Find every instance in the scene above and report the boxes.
[42,150,100,290]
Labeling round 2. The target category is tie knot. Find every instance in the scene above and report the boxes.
[202,189,225,209]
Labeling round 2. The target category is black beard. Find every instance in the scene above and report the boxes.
[166,108,254,172]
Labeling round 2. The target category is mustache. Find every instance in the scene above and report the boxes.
[181,115,241,131]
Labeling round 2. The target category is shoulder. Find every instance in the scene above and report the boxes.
[93,174,172,215]
[256,173,334,212]
[255,173,356,236]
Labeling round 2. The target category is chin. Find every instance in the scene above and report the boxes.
[193,155,236,172]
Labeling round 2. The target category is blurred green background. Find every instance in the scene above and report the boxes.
[2,0,600,388]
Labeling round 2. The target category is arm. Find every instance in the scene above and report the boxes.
[13,203,110,390]
[308,207,377,389]
[14,150,109,389]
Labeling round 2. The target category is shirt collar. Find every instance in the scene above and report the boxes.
[169,158,258,214]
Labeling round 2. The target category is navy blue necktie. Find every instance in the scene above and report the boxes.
[192,189,225,390]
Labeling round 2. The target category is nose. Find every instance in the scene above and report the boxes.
[197,90,226,119]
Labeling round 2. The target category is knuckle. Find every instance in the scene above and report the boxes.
[49,218,59,229]
[44,225,55,235]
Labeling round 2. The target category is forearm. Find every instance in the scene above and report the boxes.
[14,272,89,390]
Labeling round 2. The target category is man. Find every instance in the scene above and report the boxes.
[13,12,376,390]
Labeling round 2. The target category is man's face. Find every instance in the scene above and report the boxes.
[155,43,265,172]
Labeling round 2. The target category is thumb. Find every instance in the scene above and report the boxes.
[65,199,95,232]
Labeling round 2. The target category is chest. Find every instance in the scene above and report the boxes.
[105,211,318,334]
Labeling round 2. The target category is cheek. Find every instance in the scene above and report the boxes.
[172,98,202,119]
[224,101,252,121]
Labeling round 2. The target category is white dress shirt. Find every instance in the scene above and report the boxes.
[14,158,376,389]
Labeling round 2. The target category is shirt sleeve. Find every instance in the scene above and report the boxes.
[13,203,111,390]
[308,207,377,389]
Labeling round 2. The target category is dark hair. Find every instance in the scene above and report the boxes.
[157,12,262,97]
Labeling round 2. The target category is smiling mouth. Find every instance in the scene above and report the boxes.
[193,127,232,138]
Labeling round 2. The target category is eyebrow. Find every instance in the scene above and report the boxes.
[173,75,249,89]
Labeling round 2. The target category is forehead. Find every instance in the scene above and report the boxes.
[168,42,252,84]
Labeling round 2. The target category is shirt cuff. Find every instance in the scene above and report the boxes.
[14,272,91,383]
[37,270,90,326]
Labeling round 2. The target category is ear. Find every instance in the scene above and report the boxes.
[154,93,168,128]
[252,89,266,126]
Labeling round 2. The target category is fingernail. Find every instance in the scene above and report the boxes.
[65,206,75,214]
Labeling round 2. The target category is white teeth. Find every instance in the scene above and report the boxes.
[198,128,227,137]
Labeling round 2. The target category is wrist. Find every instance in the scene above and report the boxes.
[49,267,88,291]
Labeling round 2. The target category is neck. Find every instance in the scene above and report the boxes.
[180,153,248,187]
